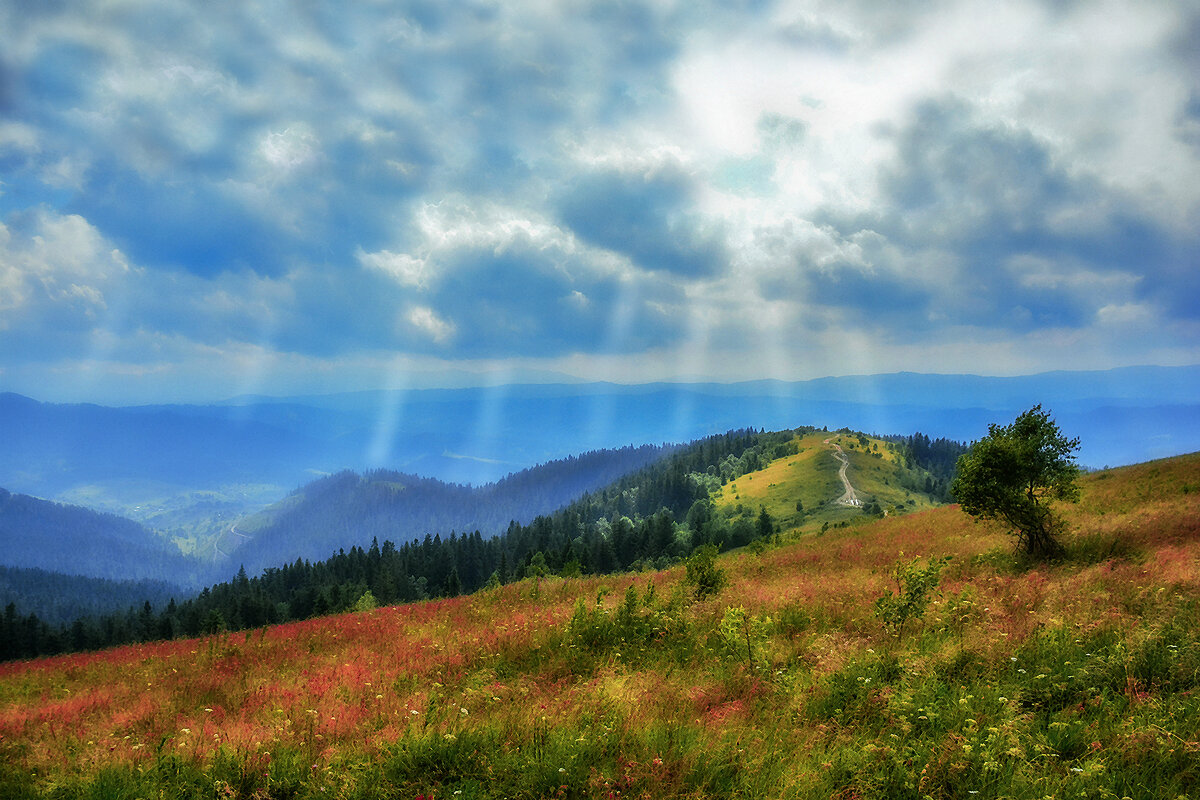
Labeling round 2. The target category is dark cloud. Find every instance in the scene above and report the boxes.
[68,171,285,278]
[416,239,686,358]
[862,99,1199,328]
[558,167,729,277]
[803,263,936,329]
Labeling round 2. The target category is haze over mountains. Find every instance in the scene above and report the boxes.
[1,365,1196,598]
[2,366,1196,505]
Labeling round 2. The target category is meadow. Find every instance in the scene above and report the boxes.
[2,452,1199,799]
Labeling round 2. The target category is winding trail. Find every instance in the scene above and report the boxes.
[824,438,862,507]
[211,523,252,563]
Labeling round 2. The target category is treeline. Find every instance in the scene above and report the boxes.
[881,432,970,502]
[0,565,181,626]
[225,443,683,578]
[2,429,800,662]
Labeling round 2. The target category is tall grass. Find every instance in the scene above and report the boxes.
[2,454,1199,798]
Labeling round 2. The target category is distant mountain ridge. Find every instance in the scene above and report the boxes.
[0,488,198,584]
[1,366,1197,537]
[225,443,678,577]
[0,442,682,591]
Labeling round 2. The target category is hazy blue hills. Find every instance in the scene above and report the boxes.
[0,488,198,585]
[4,366,1198,507]
[219,443,677,578]
[0,392,339,497]
[0,442,679,591]
[0,365,1196,582]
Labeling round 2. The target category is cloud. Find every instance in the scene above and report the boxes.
[406,305,455,343]
[359,200,687,358]
[785,96,1199,334]
[0,209,132,356]
[557,162,729,278]
[1,0,1197,400]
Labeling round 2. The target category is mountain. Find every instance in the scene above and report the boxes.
[225,442,679,577]
[0,443,690,592]
[3,449,1198,798]
[0,566,181,627]
[0,391,343,497]
[0,488,199,584]
[3,426,957,659]
[4,365,1197,508]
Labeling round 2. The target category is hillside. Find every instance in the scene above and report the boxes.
[3,450,1197,798]
[0,489,201,585]
[711,430,952,531]
[0,566,181,628]
[0,427,945,662]
[0,442,686,596]
[226,443,679,577]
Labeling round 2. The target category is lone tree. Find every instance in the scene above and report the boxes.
[951,405,1080,560]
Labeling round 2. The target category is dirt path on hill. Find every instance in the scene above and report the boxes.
[824,438,862,507]
[211,524,252,563]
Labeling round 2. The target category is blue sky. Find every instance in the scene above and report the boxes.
[1,0,1197,403]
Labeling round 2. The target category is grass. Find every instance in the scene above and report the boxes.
[713,432,942,532]
[2,453,1200,798]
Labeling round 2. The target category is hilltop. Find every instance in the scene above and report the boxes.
[2,447,1198,798]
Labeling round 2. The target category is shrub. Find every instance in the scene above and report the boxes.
[685,545,728,600]
[874,556,950,642]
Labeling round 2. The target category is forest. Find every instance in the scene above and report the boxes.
[0,427,963,662]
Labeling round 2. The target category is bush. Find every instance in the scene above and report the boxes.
[873,556,950,642]
[685,545,727,600]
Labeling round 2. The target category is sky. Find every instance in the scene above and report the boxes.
[0,0,1197,404]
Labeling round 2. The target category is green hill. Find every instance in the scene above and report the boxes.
[713,430,948,531]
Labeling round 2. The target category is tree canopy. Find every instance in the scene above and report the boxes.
[951,405,1080,559]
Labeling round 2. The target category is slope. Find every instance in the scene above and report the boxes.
[0,488,201,585]
[5,448,1198,798]
[711,430,950,531]
[225,442,679,577]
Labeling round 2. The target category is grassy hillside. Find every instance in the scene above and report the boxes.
[2,453,1199,798]
[712,431,943,531]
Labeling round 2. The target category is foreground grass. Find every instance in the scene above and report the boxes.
[2,454,1200,798]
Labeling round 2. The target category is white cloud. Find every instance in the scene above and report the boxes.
[257,125,321,174]
[406,305,455,343]
[357,249,431,289]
